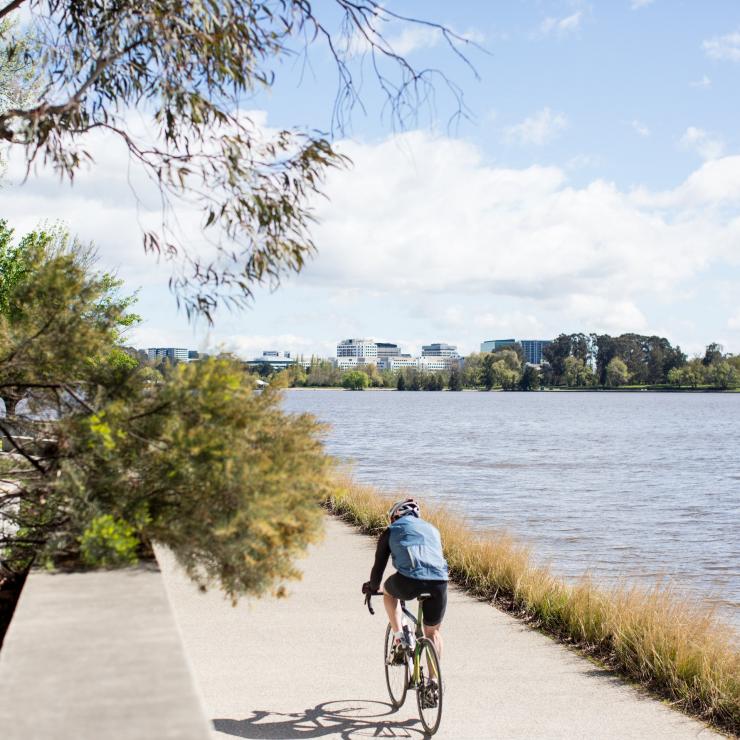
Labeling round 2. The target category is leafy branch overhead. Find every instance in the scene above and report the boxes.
[0,0,476,319]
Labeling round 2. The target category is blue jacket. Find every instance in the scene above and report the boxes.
[388,515,449,581]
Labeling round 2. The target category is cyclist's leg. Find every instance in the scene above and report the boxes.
[423,622,443,667]
[383,573,415,636]
[383,591,403,633]
[421,581,447,670]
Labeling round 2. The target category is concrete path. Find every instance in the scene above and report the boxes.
[160,516,718,740]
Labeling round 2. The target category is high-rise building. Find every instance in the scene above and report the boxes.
[336,339,378,363]
[520,340,552,365]
[480,339,516,353]
[148,347,189,362]
[421,343,459,358]
[375,342,400,360]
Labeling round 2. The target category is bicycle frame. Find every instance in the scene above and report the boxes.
[400,600,425,686]
[366,589,443,735]
[364,591,437,685]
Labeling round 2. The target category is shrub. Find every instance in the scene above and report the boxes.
[80,515,139,568]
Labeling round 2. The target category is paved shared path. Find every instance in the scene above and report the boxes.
[160,516,717,739]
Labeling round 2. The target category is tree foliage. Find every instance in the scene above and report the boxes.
[545,332,688,387]
[481,349,520,390]
[342,369,369,390]
[605,357,629,387]
[0,223,332,599]
[0,1,475,318]
[0,219,138,415]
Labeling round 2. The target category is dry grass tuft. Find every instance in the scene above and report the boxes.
[326,477,740,735]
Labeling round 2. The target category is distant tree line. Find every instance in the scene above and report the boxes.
[259,335,739,392]
[542,333,739,390]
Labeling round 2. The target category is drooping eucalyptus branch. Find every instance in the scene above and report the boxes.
[0,0,477,319]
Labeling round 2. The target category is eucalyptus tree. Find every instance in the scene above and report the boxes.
[0,15,35,175]
[0,0,475,319]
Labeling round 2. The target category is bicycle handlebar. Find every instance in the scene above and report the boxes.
[364,590,383,615]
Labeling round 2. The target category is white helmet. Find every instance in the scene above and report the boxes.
[387,498,420,522]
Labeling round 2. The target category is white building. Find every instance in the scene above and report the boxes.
[418,356,460,371]
[421,343,459,359]
[246,351,297,371]
[148,347,190,362]
[336,338,378,362]
[335,356,377,370]
[384,356,459,372]
[386,356,418,371]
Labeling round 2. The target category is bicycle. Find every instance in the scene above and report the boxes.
[365,590,443,736]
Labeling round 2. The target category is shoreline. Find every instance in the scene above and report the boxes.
[325,478,740,735]
[284,385,740,393]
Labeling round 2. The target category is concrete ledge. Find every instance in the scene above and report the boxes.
[0,563,212,740]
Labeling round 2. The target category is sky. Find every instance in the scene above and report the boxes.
[3,0,740,359]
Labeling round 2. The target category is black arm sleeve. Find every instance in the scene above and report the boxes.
[369,528,391,591]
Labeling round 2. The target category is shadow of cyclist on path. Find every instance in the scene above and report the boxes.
[213,698,426,739]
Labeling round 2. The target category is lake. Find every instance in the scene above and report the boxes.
[283,389,740,627]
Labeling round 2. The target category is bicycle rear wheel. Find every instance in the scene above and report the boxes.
[415,637,443,735]
[384,623,409,708]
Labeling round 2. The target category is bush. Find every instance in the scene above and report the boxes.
[80,515,139,568]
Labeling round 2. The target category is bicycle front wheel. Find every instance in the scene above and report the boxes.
[384,623,409,708]
[416,637,443,735]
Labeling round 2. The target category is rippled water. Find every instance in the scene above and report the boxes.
[283,389,740,626]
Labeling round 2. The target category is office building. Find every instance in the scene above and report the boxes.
[480,339,516,353]
[148,347,190,362]
[375,342,401,360]
[520,340,552,365]
[335,356,376,370]
[336,339,378,362]
[246,351,296,371]
[386,356,418,371]
[421,343,459,358]
[418,356,459,371]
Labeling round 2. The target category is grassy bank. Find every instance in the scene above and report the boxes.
[326,479,740,735]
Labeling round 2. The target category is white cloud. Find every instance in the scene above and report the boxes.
[457,28,487,45]
[729,313,740,331]
[566,153,603,170]
[690,75,712,89]
[702,30,740,62]
[386,26,442,56]
[303,131,740,321]
[679,126,725,161]
[630,0,655,9]
[4,121,740,353]
[536,12,583,38]
[381,25,487,57]
[630,156,740,209]
[504,107,568,146]
[474,311,545,335]
[630,119,651,137]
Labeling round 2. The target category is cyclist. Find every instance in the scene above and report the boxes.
[362,498,448,662]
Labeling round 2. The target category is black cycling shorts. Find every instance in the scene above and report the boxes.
[384,573,448,626]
